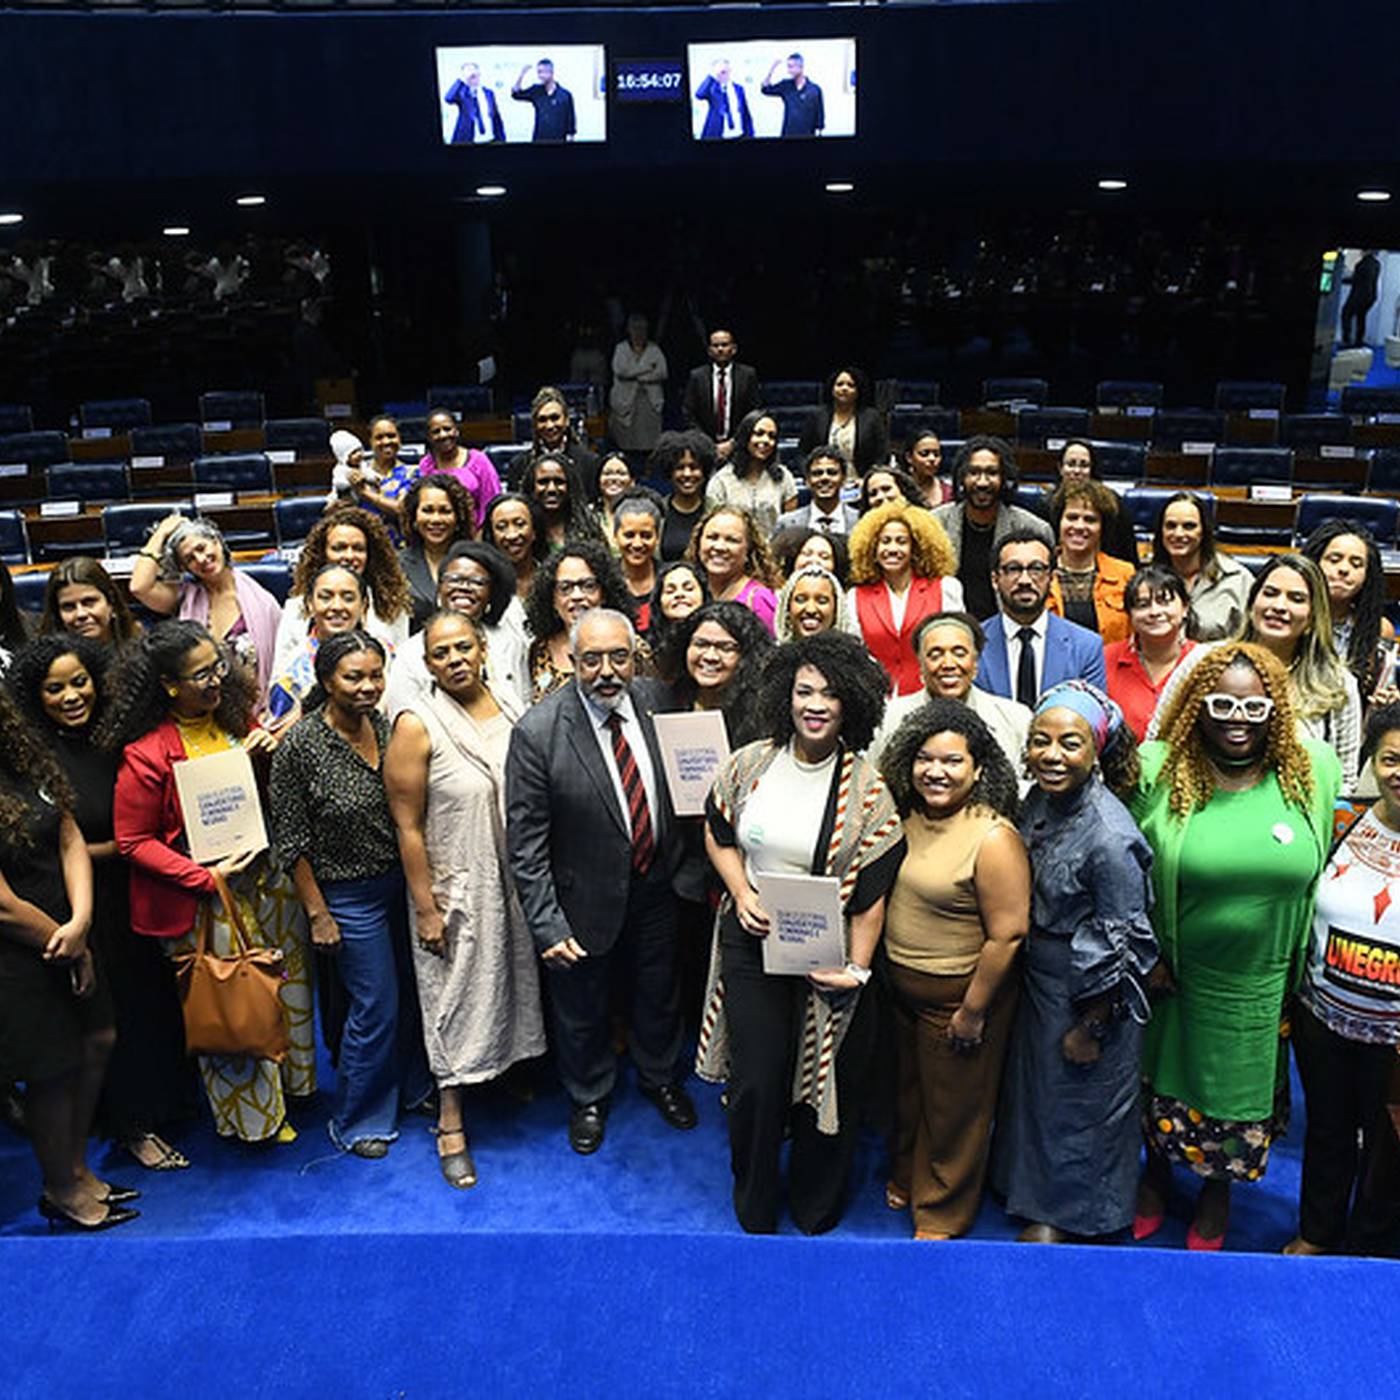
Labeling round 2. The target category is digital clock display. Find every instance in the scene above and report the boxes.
[614,59,685,103]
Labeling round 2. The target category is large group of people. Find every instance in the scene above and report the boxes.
[0,349,1395,1259]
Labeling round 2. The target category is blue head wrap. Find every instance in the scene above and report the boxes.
[1033,679,1124,754]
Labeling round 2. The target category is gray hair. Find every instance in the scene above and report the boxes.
[568,606,637,655]
[613,494,663,534]
[160,516,228,577]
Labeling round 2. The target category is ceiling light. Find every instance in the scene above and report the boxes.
[825,181,854,194]
[0,213,23,226]
[1358,189,1391,203]
[162,225,191,237]
[474,185,507,197]
[235,194,267,208]
[1097,178,1128,192]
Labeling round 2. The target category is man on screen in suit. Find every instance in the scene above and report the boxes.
[976,530,1106,704]
[681,327,760,463]
[506,608,696,1155]
[773,446,860,535]
[445,63,506,144]
[695,59,754,140]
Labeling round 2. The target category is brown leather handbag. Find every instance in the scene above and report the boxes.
[173,872,289,1062]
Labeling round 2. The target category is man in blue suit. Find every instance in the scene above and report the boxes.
[976,530,1105,704]
[445,63,506,144]
[695,59,754,140]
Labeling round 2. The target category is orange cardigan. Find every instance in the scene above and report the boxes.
[1047,552,1134,644]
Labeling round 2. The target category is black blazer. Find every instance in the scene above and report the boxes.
[798,405,888,476]
[506,679,681,955]
[506,441,601,500]
[681,362,760,441]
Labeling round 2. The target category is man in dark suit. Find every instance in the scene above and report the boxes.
[445,63,506,144]
[506,608,696,1154]
[681,327,760,463]
[976,530,1106,703]
[773,446,860,535]
[695,59,754,140]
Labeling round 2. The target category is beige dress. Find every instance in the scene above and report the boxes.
[406,689,545,1085]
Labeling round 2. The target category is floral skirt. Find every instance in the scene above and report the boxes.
[167,862,315,1142]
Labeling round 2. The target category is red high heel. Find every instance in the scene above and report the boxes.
[1132,1210,1164,1241]
[1186,1223,1225,1252]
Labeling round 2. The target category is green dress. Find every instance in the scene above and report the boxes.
[1132,740,1341,1178]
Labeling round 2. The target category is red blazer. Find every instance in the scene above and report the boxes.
[853,576,949,696]
[114,718,219,938]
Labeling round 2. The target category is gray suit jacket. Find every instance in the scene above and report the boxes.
[773,502,861,536]
[505,678,679,955]
[931,500,1053,563]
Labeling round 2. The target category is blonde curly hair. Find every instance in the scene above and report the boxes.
[1152,641,1314,817]
[847,500,957,585]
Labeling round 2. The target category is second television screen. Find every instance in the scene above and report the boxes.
[436,44,607,146]
[686,38,856,141]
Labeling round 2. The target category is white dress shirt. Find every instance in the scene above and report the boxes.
[712,364,731,438]
[1007,609,1050,700]
[579,687,662,840]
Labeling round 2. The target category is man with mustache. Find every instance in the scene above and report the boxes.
[505,608,696,1154]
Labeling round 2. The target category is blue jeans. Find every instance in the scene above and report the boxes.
[321,869,431,1150]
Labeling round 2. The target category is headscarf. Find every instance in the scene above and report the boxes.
[774,565,853,642]
[1034,679,1124,755]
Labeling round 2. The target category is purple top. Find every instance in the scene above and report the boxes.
[417,448,501,531]
[734,578,777,636]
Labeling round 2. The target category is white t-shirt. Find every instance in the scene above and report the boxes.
[739,742,838,883]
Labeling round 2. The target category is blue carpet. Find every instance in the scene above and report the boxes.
[4,1056,1398,1396]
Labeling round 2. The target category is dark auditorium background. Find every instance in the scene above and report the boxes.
[3,0,1400,423]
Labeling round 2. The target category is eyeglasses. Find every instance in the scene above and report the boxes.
[555,577,600,596]
[997,562,1051,578]
[443,574,490,594]
[690,637,741,657]
[1202,693,1275,723]
[578,649,633,669]
[180,658,230,686]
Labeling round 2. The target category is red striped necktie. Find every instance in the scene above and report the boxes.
[606,711,655,875]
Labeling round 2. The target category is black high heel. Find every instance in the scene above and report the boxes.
[38,1196,139,1232]
[100,1184,141,1205]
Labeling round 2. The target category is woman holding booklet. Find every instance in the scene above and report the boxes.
[696,631,905,1234]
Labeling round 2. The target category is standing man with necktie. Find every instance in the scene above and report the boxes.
[975,530,1106,706]
[773,447,860,536]
[695,58,755,141]
[506,608,696,1154]
[445,62,506,145]
[682,326,760,464]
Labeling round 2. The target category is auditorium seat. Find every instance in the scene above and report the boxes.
[102,503,191,556]
[237,558,292,605]
[192,453,273,493]
[0,511,29,565]
[47,461,129,504]
[510,411,534,443]
[1121,487,1216,537]
[0,406,34,434]
[1090,442,1147,479]
[1016,407,1091,446]
[1294,494,1399,548]
[130,423,202,463]
[80,397,152,432]
[1282,414,1353,451]
[763,381,822,408]
[265,418,331,455]
[275,496,329,548]
[983,377,1048,407]
[12,571,48,613]
[891,379,939,407]
[1096,380,1164,409]
[1215,381,1285,412]
[1209,447,1292,490]
[1367,448,1400,495]
[427,385,492,417]
[1013,484,1044,513]
[1340,385,1400,416]
[396,417,429,450]
[486,443,529,477]
[889,407,959,446]
[1151,409,1226,449]
[772,407,812,438]
[0,430,70,469]
[199,391,265,428]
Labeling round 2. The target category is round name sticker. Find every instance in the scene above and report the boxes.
[1272,822,1295,846]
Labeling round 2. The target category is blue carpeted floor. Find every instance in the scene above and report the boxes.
[4,1052,1398,1396]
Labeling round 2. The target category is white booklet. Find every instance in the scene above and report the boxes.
[652,709,731,817]
[172,747,269,865]
[753,871,845,976]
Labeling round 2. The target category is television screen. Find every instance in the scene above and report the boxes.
[686,39,856,142]
[435,45,608,146]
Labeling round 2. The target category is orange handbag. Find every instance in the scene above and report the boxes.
[173,872,289,1062]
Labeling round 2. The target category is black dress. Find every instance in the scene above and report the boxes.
[0,776,113,1083]
[51,731,195,1136]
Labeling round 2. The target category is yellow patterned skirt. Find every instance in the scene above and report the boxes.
[166,860,315,1142]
